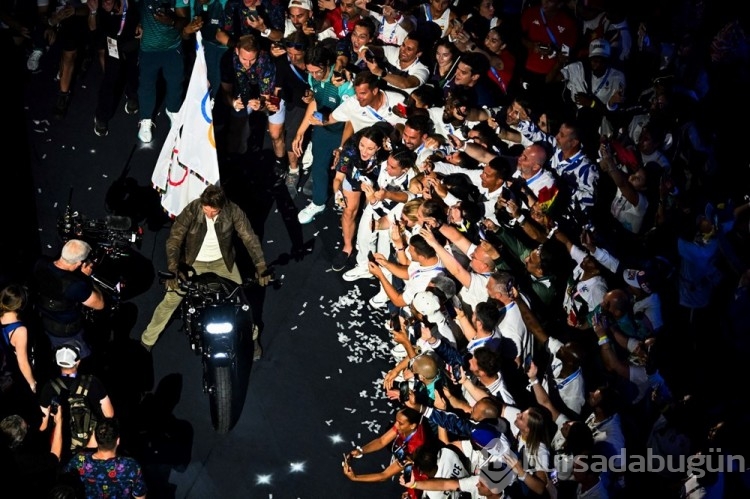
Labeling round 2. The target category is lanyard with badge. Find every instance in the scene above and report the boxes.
[106,0,128,59]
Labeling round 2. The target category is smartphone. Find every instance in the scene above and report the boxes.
[550,469,559,484]
[451,362,463,384]
[267,95,280,107]
[395,102,408,116]
[523,353,533,372]
[593,311,602,326]
[332,70,344,79]
[403,464,413,482]
[367,251,377,263]
[501,188,513,201]
[312,111,324,122]
[390,312,401,332]
[364,48,376,63]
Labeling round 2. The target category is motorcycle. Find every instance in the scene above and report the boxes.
[158,267,259,433]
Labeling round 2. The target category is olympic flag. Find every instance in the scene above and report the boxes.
[152,31,220,218]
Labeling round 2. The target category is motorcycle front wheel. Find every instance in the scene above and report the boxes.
[209,365,234,433]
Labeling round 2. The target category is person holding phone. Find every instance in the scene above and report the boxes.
[342,148,417,293]
[267,31,313,196]
[330,124,392,271]
[342,407,430,485]
[291,44,355,224]
[216,0,286,44]
[218,33,277,155]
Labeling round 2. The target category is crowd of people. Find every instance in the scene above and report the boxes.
[3,0,750,497]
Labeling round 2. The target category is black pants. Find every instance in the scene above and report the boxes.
[95,49,139,123]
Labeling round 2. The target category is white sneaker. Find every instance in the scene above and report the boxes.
[297,202,325,224]
[369,288,389,309]
[138,119,154,143]
[27,49,43,72]
[342,265,374,282]
[301,141,313,171]
[166,110,177,128]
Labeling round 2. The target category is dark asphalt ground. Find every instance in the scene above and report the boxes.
[5,34,405,499]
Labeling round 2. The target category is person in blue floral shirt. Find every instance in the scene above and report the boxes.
[64,418,147,499]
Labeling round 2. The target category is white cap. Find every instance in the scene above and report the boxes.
[411,290,443,323]
[55,344,80,368]
[589,38,611,58]
[288,0,312,10]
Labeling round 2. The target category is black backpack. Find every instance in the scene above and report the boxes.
[51,375,98,450]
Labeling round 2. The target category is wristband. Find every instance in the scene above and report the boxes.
[529,378,539,386]
[546,226,558,239]
[518,471,528,482]
[408,481,417,489]
[261,28,271,37]
[598,336,610,346]
[89,10,97,15]
[395,247,405,251]
[515,214,526,225]
[590,100,596,108]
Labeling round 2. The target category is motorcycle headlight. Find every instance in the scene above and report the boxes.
[205,322,233,334]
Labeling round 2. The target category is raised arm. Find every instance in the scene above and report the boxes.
[526,361,560,421]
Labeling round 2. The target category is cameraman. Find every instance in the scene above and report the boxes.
[32,239,105,360]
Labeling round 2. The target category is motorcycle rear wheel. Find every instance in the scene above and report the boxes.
[209,365,234,433]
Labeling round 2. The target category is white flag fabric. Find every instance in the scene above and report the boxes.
[152,31,220,218]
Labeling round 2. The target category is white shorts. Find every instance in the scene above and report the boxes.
[267,99,286,125]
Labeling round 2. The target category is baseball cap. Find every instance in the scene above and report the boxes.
[589,38,611,58]
[288,0,312,10]
[411,290,442,323]
[55,344,81,368]
[623,269,652,294]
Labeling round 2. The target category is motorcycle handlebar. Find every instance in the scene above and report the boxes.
[156,270,277,288]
